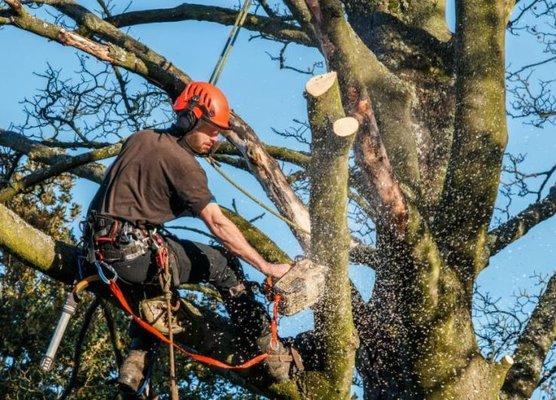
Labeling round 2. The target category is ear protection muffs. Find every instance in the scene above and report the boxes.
[176,110,198,134]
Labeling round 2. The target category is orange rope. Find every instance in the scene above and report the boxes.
[107,279,278,370]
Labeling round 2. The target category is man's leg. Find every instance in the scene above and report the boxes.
[110,254,160,396]
[117,320,157,396]
[175,240,270,348]
[172,239,298,381]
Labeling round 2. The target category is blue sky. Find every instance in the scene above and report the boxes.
[1,0,554,397]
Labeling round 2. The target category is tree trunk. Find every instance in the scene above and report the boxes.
[358,254,513,400]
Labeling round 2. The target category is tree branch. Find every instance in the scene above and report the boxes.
[104,3,314,47]
[0,129,109,183]
[0,142,121,202]
[488,184,556,257]
[216,141,310,168]
[306,71,359,397]
[501,273,556,399]
[0,202,76,283]
[4,7,176,93]
[437,0,508,274]
[224,115,312,250]
[221,206,291,264]
[310,0,409,235]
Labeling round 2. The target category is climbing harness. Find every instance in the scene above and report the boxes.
[91,213,283,370]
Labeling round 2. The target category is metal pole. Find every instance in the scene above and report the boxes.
[40,292,78,371]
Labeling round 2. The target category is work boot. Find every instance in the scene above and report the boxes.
[257,333,304,382]
[118,349,150,394]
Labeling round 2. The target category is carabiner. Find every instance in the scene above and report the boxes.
[95,260,118,284]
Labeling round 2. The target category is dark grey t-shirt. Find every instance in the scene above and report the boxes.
[89,129,214,225]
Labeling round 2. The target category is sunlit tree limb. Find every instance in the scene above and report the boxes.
[488,184,556,258]
[436,0,508,277]
[501,273,556,400]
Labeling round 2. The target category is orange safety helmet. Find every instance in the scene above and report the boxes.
[172,82,231,130]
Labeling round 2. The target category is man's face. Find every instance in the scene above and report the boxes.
[185,119,221,154]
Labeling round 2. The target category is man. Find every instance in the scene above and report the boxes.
[86,82,297,396]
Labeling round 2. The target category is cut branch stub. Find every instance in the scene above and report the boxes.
[333,117,359,137]
[305,71,338,97]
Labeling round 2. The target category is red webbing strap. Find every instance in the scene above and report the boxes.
[270,293,281,349]
[108,280,269,369]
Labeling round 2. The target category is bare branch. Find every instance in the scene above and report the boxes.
[265,42,323,74]
[216,141,310,168]
[104,3,313,47]
[508,56,556,78]
[0,129,110,183]
[501,274,556,399]
[488,183,556,257]
[0,142,121,202]
[507,74,556,127]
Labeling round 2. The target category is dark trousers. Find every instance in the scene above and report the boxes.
[110,236,271,353]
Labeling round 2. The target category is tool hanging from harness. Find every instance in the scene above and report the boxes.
[42,212,286,378]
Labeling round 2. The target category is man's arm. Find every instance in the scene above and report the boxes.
[199,203,291,279]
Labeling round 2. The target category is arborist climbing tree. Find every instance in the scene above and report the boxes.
[0,0,555,400]
[84,81,302,397]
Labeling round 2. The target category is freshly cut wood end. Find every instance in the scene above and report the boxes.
[501,355,514,366]
[305,71,338,97]
[333,117,359,137]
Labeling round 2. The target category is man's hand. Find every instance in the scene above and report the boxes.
[264,263,293,279]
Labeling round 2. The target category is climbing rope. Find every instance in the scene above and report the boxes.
[207,156,311,235]
[156,242,179,400]
[209,0,253,85]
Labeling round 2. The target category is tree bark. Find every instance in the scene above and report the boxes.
[307,71,358,398]
[437,0,508,278]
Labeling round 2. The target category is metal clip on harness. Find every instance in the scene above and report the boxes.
[95,260,118,284]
